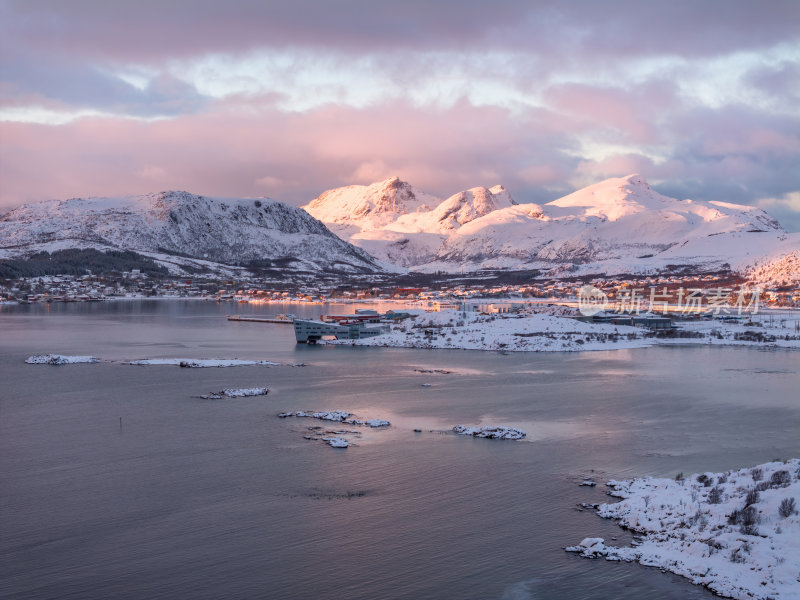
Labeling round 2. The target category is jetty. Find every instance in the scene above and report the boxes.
[227,314,296,324]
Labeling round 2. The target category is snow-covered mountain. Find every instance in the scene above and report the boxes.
[304,175,800,278]
[0,191,391,274]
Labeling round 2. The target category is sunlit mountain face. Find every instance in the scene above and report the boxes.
[303,174,799,279]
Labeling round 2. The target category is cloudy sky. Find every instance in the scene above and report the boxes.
[1,0,799,228]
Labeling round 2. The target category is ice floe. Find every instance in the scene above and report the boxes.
[567,458,800,600]
[199,387,269,399]
[25,354,100,365]
[126,358,281,367]
[452,425,526,440]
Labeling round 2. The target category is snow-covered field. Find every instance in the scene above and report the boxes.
[333,309,646,352]
[567,459,800,600]
[331,309,800,353]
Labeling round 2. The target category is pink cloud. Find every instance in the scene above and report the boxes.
[0,100,578,209]
[543,81,680,145]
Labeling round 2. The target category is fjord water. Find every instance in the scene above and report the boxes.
[1,302,798,600]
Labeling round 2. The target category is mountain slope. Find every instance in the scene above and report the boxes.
[0,191,392,274]
[303,174,800,277]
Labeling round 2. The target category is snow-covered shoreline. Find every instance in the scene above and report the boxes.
[567,459,800,599]
[329,308,800,353]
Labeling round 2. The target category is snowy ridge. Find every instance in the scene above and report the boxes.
[304,175,800,279]
[568,459,800,600]
[0,191,391,274]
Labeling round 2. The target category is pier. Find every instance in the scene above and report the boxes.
[293,319,388,343]
[227,315,295,324]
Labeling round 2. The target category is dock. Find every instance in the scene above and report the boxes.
[227,315,295,324]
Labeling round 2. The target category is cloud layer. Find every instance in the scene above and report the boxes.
[1,0,799,229]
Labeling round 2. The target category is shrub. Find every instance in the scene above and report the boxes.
[745,488,760,507]
[778,497,797,518]
[739,506,760,536]
[730,547,745,563]
[755,481,770,492]
[697,474,712,487]
[708,486,724,504]
[751,468,763,481]
[770,470,791,487]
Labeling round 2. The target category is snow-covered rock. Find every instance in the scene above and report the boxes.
[0,191,390,274]
[452,425,526,440]
[322,437,349,448]
[201,387,269,399]
[25,354,100,365]
[304,410,351,422]
[280,410,390,427]
[568,459,800,600]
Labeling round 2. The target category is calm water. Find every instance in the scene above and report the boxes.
[1,301,798,600]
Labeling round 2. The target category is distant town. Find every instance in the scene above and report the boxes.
[2,268,798,311]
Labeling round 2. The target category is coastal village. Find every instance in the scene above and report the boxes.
[2,270,799,309]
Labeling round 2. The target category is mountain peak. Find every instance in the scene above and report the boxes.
[546,174,671,220]
[304,177,438,228]
[621,173,649,187]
